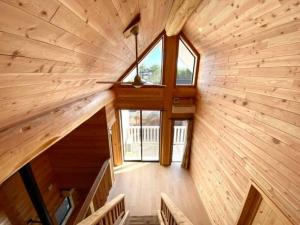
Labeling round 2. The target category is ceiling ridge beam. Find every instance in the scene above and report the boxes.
[165,0,203,37]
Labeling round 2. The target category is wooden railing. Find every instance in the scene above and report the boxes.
[77,194,128,225]
[74,159,113,224]
[159,193,193,225]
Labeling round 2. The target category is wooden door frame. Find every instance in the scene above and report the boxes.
[235,179,293,225]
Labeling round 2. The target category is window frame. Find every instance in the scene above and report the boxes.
[175,34,200,87]
[120,33,165,88]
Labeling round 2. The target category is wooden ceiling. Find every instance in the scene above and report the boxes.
[183,0,300,53]
[0,0,174,129]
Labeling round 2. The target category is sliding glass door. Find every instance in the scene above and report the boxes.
[120,110,161,161]
[120,110,141,161]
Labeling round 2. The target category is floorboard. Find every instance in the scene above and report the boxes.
[108,162,211,225]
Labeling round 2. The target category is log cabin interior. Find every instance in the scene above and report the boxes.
[0,0,299,225]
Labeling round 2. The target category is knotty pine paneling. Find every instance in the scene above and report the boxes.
[0,91,114,184]
[105,101,116,129]
[0,173,39,224]
[0,152,62,225]
[0,0,173,129]
[184,0,300,224]
[47,107,110,192]
[31,153,63,220]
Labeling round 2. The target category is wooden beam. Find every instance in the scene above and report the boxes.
[165,0,203,36]
[0,91,115,185]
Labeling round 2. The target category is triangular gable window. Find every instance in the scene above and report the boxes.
[122,38,163,85]
[176,38,197,86]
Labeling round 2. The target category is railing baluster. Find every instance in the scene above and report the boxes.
[159,193,193,225]
[129,126,187,145]
[109,210,114,224]
[104,215,109,225]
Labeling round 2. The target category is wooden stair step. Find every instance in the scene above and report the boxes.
[125,216,159,225]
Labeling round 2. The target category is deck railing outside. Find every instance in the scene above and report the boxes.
[127,126,186,144]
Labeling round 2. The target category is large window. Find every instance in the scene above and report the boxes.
[120,110,161,161]
[55,196,74,225]
[176,38,197,86]
[122,38,163,85]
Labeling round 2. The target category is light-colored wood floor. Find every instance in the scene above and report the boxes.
[108,162,211,225]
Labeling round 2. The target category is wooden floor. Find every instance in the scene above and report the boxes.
[108,162,211,225]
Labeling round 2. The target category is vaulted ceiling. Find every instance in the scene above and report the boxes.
[0,0,175,129]
[3,0,298,131]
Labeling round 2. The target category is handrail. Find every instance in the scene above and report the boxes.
[77,194,126,225]
[74,159,112,224]
[157,210,165,225]
[117,210,130,225]
[159,193,193,225]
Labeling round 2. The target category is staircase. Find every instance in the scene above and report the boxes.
[125,216,159,225]
[77,193,194,225]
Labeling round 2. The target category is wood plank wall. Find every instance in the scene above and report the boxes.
[0,106,112,224]
[0,153,62,225]
[47,107,111,192]
[0,91,114,185]
[183,0,300,224]
[0,173,38,224]
[31,153,63,222]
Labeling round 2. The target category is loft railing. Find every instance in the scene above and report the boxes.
[74,159,113,224]
[159,193,193,225]
[76,194,128,225]
[127,126,186,144]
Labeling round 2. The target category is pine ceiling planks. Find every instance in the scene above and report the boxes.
[0,0,173,129]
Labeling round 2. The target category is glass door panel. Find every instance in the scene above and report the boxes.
[141,111,161,161]
[172,120,188,162]
[120,109,161,162]
[121,110,141,161]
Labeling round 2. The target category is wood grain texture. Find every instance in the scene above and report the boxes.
[0,152,62,225]
[0,90,114,184]
[0,173,38,224]
[108,163,211,225]
[111,111,123,166]
[47,107,110,191]
[165,0,203,36]
[184,0,300,224]
[0,0,174,129]
[237,182,293,225]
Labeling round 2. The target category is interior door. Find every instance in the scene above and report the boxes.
[237,184,292,225]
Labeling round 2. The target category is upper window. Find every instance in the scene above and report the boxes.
[122,38,163,85]
[176,38,197,86]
